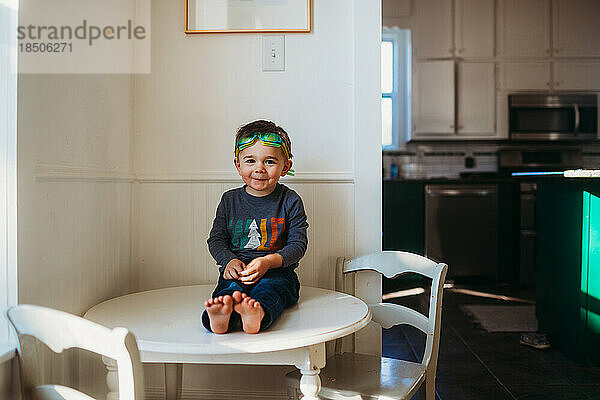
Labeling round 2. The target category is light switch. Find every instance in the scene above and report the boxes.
[262,35,285,71]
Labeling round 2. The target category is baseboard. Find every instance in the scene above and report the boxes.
[145,386,288,400]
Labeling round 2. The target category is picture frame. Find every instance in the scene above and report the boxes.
[185,0,312,34]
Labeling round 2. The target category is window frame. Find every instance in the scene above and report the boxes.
[382,27,411,150]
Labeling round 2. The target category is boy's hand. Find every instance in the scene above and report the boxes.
[223,258,246,280]
[239,254,283,285]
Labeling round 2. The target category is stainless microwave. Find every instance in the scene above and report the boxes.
[509,94,598,141]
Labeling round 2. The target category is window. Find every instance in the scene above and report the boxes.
[381,28,411,149]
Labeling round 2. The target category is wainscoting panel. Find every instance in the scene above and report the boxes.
[19,180,132,314]
[135,180,355,291]
[19,173,133,399]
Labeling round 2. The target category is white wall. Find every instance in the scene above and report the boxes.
[134,0,381,397]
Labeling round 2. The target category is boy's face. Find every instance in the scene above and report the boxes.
[234,141,292,197]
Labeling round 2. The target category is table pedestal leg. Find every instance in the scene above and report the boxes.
[164,363,183,400]
[299,368,321,400]
[295,343,326,400]
[102,356,118,400]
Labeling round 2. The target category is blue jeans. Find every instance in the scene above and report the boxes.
[201,267,300,332]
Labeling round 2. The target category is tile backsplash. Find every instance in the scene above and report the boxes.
[383,143,600,179]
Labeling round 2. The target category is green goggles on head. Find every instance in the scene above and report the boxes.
[235,132,291,160]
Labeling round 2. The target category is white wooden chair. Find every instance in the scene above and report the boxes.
[286,251,448,400]
[7,304,144,400]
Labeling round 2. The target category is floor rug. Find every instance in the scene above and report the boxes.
[460,305,538,332]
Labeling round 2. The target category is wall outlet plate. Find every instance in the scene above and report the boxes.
[262,35,285,72]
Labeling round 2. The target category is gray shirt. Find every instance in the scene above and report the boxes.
[207,183,309,273]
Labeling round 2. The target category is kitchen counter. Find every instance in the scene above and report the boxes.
[384,177,516,184]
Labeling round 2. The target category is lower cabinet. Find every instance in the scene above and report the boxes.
[383,181,425,255]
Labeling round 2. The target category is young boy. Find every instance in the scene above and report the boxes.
[202,120,308,334]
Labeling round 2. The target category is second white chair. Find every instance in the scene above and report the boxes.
[286,250,448,400]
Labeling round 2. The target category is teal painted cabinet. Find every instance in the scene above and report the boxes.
[537,179,600,365]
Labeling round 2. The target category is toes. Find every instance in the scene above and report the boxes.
[253,301,260,309]
[241,293,249,299]
[223,295,233,305]
[232,291,242,303]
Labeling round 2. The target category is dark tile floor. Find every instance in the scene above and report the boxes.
[382,282,600,400]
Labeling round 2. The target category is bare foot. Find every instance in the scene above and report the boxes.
[234,296,265,334]
[204,295,234,334]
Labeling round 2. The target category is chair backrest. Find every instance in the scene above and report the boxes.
[7,304,144,400]
[339,251,448,371]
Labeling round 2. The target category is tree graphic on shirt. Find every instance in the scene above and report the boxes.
[244,219,261,249]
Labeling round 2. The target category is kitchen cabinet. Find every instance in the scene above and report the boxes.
[414,61,496,138]
[454,0,495,58]
[497,0,551,58]
[498,0,600,59]
[537,179,600,366]
[553,63,600,90]
[457,62,495,135]
[383,181,424,255]
[414,61,455,135]
[415,0,453,59]
[553,0,600,58]
[415,0,494,59]
[498,62,551,90]
[499,62,600,91]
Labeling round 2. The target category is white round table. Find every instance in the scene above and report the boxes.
[84,284,371,400]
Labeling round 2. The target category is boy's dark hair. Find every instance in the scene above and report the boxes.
[235,120,293,159]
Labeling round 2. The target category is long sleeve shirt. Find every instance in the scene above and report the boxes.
[207,183,309,274]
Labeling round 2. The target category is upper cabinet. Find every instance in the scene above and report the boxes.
[413,61,496,138]
[415,0,453,59]
[457,63,496,135]
[497,0,551,58]
[454,0,495,58]
[409,0,600,141]
[415,0,494,59]
[553,63,600,90]
[414,61,455,135]
[498,0,600,58]
[553,0,600,58]
[498,62,552,90]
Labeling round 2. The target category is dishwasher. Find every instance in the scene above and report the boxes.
[425,184,498,278]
